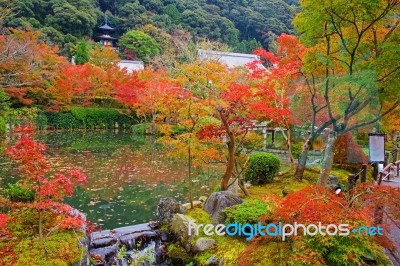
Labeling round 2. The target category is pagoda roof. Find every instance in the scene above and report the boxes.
[97,34,118,41]
[98,23,115,31]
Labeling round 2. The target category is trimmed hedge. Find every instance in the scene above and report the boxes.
[0,116,6,134]
[45,107,137,130]
[244,152,280,184]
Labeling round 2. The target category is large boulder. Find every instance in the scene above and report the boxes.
[203,191,243,224]
[170,214,195,252]
[156,197,186,225]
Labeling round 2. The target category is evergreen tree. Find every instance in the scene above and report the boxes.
[74,40,90,65]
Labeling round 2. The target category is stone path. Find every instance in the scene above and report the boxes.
[380,168,400,265]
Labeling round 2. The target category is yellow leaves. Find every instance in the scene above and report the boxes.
[89,46,120,69]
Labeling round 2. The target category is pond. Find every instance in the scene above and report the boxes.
[0,130,220,229]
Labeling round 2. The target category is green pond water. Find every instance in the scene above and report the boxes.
[0,130,219,229]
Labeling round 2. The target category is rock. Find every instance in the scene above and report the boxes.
[203,191,243,224]
[326,175,339,188]
[113,224,158,250]
[208,256,219,265]
[182,200,202,209]
[170,214,195,252]
[158,230,171,242]
[155,243,168,265]
[89,244,119,266]
[193,237,215,252]
[89,230,118,249]
[199,196,208,202]
[156,197,186,225]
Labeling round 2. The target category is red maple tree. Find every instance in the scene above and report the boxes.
[5,126,88,240]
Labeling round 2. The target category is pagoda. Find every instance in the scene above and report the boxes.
[95,16,118,48]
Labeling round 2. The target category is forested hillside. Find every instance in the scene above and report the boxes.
[3,0,298,56]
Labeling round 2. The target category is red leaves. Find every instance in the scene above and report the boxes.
[221,83,252,105]
[6,128,87,211]
[113,71,144,107]
[0,213,8,230]
[274,185,370,227]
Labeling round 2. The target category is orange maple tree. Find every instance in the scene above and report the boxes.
[0,29,66,105]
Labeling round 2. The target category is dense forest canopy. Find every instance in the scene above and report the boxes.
[2,0,298,55]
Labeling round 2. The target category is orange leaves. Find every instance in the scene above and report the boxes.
[0,29,66,105]
[51,63,146,108]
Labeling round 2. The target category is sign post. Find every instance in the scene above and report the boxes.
[368,133,386,181]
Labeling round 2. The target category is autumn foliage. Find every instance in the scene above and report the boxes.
[4,126,88,240]
[0,29,66,106]
[242,184,400,265]
[333,132,368,164]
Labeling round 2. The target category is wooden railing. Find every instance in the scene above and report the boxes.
[348,164,368,190]
[377,160,400,185]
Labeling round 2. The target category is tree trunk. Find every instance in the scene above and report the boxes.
[221,136,235,191]
[188,145,193,209]
[317,131,336,186]
[294,139,312,181]
[282,128,295,165]
[238,177,250,196]
[39,209,43,241]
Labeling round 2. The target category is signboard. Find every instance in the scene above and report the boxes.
[368,133,385,163]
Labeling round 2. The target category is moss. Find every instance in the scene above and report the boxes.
[167,244,193,264]
[238,241,291,266]
[245,167,353,199]
[11,231,85,266]
[186,208,247,265]
[330,168,353,183]
[185,208,212,225]
[245,169,313,199]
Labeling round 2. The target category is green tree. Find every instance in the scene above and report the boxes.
[119,30,160,63]
[236,38,262,54]
[74,40,90,65]
[292,0,400,184]
[164,4,181,24]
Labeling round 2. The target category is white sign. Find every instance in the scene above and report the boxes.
[369,134,385,162]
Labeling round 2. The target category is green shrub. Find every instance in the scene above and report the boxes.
[71,107,136,129]
[132,123,147,135]
[291,142,303,159]
[224,199,272,224]
[45,112,82,129]
[244,152,280,184]
[34,113,48,130]
[2,183,35,202]
[0,116,6,134]
[45,108,137,130]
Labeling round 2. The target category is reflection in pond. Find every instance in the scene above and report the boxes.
[0,130,220,229]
